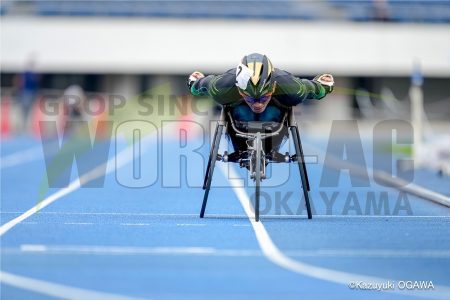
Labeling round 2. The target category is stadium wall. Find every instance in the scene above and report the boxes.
[1,17,450,77]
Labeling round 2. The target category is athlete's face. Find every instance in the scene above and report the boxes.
[241,93,272,113]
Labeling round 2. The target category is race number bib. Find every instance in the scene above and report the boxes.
[235,63,253,90]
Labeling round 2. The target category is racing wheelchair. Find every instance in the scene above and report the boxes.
[200,105,312,221]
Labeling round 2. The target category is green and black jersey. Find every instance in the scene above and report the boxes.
[190,68,329,107]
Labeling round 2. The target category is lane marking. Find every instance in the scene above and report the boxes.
[0,212,199,216]
[4,244,449,258]
[0,145,45,169]
[304,143,450,208]
[176,223,206,227]
[0,141,64,169]
[19,245,217,255]
[219,163,450,299]
[314,214,450,219]
[2,211,449,219]
[0,179,81,236]
[0,271,142,300]
[20,244,47,252]
[285,249,450,258]
[0,136,153,237]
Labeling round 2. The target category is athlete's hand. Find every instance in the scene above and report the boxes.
[313,74,334,93]
[187,71,205,89]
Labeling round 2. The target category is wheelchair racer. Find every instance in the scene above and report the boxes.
[187,53,334,123]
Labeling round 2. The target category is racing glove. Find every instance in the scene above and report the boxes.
[187,71,205,90]
[313,74,334,94]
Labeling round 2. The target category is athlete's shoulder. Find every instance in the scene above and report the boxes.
[207,68,240,104]
[272,68,294,79]
[224,68,236,76]
[210,68,236,90]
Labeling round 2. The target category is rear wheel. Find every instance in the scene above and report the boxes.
[203,124,219,190]
[290,126,312,219]
[200,124,223,218]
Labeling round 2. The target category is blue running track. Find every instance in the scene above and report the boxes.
[1,129,449,300]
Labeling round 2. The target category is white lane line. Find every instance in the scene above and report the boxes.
[2,211,449,218]
[0,145,44,169]
[219,163,450,299]
[20,244,47,252]
[176,223,206,227]
[0,271,142,300]
[120,223,151,226]
[0,141,63,169]
[0,212,198,216]
[0,179,81,236]
[19,245,217,255]
[314,214,450,219]
[0,136,153,237]
[305,143,450,207]
[284,249,450,258]
[6,244,450,258]
[232,224,251,227]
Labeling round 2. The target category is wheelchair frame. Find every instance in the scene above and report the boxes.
[200,106,312,221]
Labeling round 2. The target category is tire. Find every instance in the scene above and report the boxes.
[203,124,219,190]
[290,127,312,219]
[255,132,262,222]
[200,124,223,218]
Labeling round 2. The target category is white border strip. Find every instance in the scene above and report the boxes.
[219,163,450,299]
[2,244,447,258]
[2,211,449,219]
[0,271,142,300]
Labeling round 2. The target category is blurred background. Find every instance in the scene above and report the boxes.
[1,0,449,140]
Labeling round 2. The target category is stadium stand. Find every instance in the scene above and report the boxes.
[1,0,449,23]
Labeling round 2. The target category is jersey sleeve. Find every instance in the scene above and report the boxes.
[272,69,328,106]
[190,69,242,105]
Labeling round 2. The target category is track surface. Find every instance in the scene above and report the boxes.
[1,129,449,300]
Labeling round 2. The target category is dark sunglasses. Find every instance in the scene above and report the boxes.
[240,92,273,104]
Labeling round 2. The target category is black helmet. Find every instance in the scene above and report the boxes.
[238,53,275,98]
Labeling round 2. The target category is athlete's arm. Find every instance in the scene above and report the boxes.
[273,69,334,106]
[188,69,241,105]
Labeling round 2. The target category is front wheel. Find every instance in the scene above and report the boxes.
[254,132,262,222]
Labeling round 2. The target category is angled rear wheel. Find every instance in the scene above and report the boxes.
[290,126,312,219]
[200,124,223,218]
